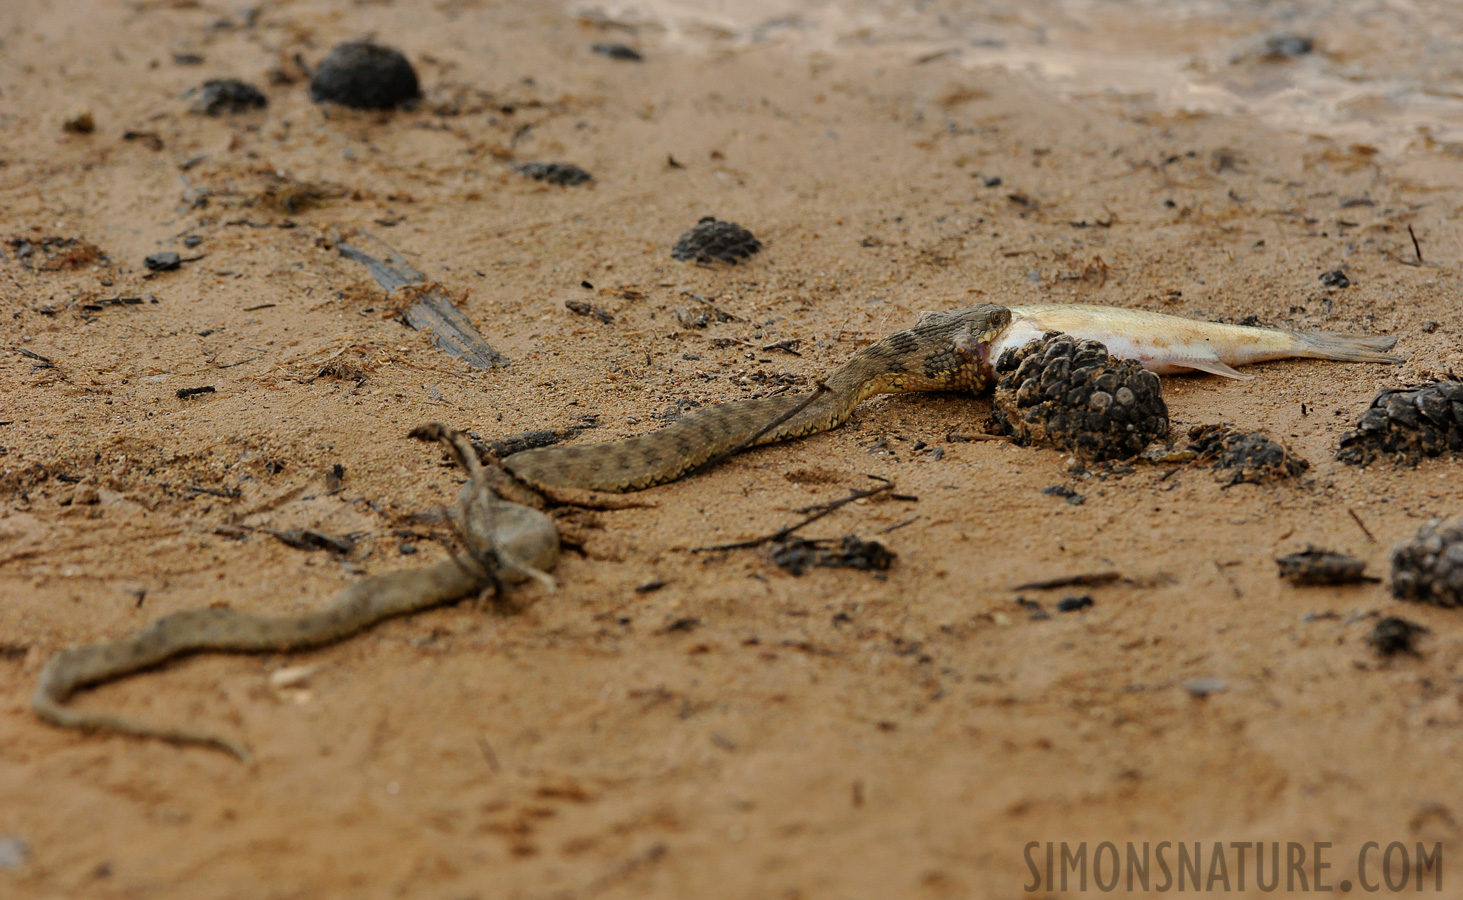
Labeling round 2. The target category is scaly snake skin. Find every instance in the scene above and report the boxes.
[504,305,1013,492]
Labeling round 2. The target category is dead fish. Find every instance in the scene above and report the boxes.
[991,304,1401,379]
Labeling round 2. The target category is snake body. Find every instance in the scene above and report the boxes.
[504,305,1013,492]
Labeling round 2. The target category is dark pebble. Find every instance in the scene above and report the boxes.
[399,543,418,556]
[1263,34,1313,58]
[309,40,421,110]
[183,235,203,248]
[1391,518,1463,607]
[1319,269,1351,288]
[144,251,182,271]
[983,176,1002,187]
[1056,595,1093,612]
[191,78,268,115]
[592,43,643,61]
[672,217,762,264]
[1368,616,1428,656]
[514,162,593,186]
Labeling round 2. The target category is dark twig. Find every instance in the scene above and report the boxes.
[1010,571,1120,591]
[1408,225,1423,263]
[1347,507,1377,544]
[690,475,894,552]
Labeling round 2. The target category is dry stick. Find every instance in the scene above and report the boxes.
[1010,571,1121,591]
[1408,225,1423,263]
[689,475,895,553]
[1348,507,1378,544]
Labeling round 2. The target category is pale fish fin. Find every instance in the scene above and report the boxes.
[1292,330,1402,364]
[1180,358,1254,381]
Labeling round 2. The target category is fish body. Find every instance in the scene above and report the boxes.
[992,304,1401,379]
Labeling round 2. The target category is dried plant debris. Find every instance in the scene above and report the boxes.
[671,217,762,264]
[591,43,643,61]
[515,162,593,186]
[474,419,599,458]
[990,332,1168,462]
[771,536,894,576]
[1391,518,1463,607]
[7,236,104,271]
[1337,381,1463,466]
[1276,547,1376,585]
[1188,424,1308,485]
[564,299,613,323]
[1368,616,1428,656]
[189,79,267,115]
[309,41,421,110]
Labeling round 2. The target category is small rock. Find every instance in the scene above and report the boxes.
[1391,518,1463,607]
[1262,34,1313,58]
[63,105,95,133]
[1182,677,1228,697]
[1319,269,1351,289]
[0,836,28,869]
[309,40,421,109]
[671,217,762,264]
[1056,595,1093,612]
[190,78,268,115]
[514,162,593,186]
[1368,616,1428,656]
[144,251,182,272]
[269,664,318,689]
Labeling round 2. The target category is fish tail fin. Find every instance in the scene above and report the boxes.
[1291,330,1402,364]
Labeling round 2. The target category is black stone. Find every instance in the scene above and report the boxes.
[1318,269,1351,288]
[144,251,181,271]
[191,78,268,115]
[672,217,762,264]
[1056,595,1093,612]
[309,41,421,110]
[515,162,594,186]
[990,332,1168,462]
[1263,34,1314,58]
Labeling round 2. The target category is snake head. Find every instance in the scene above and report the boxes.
[950,305,1012,389]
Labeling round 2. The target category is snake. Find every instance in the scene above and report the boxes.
[503,304,1013,492]
[32,426,560,761]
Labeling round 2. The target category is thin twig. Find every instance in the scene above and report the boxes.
[690,475,894,552]
[1010,571,1120,591]
[1347,507,1377,544]
[1408,225,1423,263]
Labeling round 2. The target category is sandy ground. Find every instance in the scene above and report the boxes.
[3,1,1463,897]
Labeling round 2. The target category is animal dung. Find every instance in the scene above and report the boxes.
[189,78,267,115]
[514,162,594,186]
[989,332,1168,462]
[1188,424,1308,485]
[1276,547,1374,585]
[1391,518,1463,607]
[309,40,421,110]
[771,535,894,576]
[1336,381,1463,466]
[671,217,762,264]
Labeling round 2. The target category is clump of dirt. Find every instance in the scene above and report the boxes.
[309,41,421,110]
[1391,518,1463,607]
[671,217,762,264]
[1276,547,1374,585]
[6,236,104,271]
[1336,381,1463,466]
[515,162,594,186]
[1367,616,1428,656]
[1188,424,1309,485]
[189,79,268,115]
[771,536,894,576]
[990,332,1168,462]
